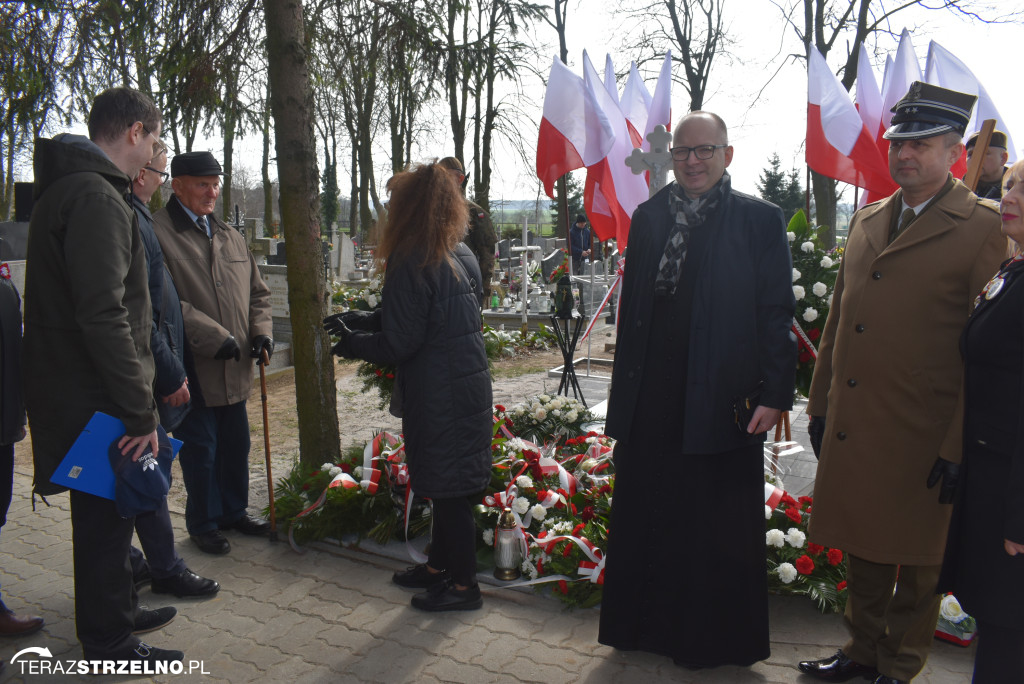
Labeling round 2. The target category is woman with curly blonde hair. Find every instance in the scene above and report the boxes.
[324,161,492,611]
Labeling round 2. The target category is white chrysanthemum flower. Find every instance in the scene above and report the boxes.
[812,282,828,297]
[551,409,561,419]
[530,504,547,521]
[366,294,378,308]
[353,466,363,478]
[820,256,833,268]
[552,520,572,534]
[785,528,806,548]
[320,462,335,472]
[803,308,819,322]
[565,410,578,422]
[482,529,494,546]
[586,436,598,444]
[766,529,786,548]
[512,497,530,515]
[787,231,796,242]
[516,475,534,489]
[523,560,539,579]
[792,285,805,300]
[801,241,815,253]
[777,563,798,584]
[792,268,802,283]
[765,505,773,520]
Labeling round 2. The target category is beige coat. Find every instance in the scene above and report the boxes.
[152,196,272,407]
[807,178,1006,565]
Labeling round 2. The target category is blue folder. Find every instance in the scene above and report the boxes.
[50,412,182,499]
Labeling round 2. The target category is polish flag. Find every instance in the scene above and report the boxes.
[855,45,897,204]
[582,51,649,248]
[603,54,620,106]
[643,52,673,151]
[880,30,922,130]
[926,40,1017,164]
[806,46,893,196]
[620,61,652,148]
[536,56,614,199]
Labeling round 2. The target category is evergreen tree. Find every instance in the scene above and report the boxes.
[549,171,585,233]
[758,154,804,221]
[320,151,340,235]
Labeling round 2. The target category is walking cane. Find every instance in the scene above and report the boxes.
[259,348,278,542]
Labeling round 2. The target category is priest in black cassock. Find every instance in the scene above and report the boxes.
[599,111,796,668]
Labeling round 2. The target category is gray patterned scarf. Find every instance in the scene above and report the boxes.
[654,171,731,296]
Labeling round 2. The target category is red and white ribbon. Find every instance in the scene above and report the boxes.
[579,261,625,344]
[792,318,818,360]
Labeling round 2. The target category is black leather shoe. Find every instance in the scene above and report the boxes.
[798,650,877,681]
[220,514,270,536]
[0,609,44,637]
[151,569,220,598]
[392,564,450,589]
[133,564,152,590]
[133,606,176,634]
[190,530,231,555]
[873,677,906,684]
[410,580,482,612]
[84,641,184,671]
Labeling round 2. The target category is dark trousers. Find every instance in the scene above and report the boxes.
[427,495,479,587]
[973,619,1024,683]
[0,442,12,607]
[173,401,251,535]
[70,489,138,658]
[843,553,942,681]
[130,496,186,579]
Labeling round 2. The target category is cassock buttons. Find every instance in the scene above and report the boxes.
[872,271,882,280]
[855,324,865,333]
[847,379,857,387]
[837,432,847,440]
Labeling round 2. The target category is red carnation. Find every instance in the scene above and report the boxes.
[808,328,821,341]
[807,543,825,555]
[340,463,352,474]
[562,543,573,558]
[827,549,844,566]
[785,506,802,524]
[495,404,506,413]
[598,485,612,495]
[374,369,383,377]
[537,560,544,574]
[558,580,569,595]
[798,495,813,507]
[795,554,815,575]
[837,580,847,591]
[386,373,394,379]
[780,493,798,507]
[581,506,596,522]
[799,351,812,363]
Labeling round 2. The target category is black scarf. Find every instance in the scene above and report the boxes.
[654,171,730,296]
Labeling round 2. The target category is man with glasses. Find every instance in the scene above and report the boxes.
[23,86,184,665]
[600,111,796,669]
[128,145,219,598]
[153,151,273,556]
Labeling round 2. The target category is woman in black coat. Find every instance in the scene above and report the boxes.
[325,162,492,612]
[942,159,1024,682]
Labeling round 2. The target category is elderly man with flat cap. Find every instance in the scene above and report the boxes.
[966,129,1011,200]
[152,151,273,555]
[799,83,1008,684]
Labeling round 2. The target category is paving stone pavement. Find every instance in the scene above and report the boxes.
[0,461,976,683]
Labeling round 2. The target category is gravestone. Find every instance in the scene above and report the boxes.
[496,239,512,261]
[0,223,28,260]
[338,234,356,279]
[266,241,287,266]
[258,263,291,343]
[541,248,564,282]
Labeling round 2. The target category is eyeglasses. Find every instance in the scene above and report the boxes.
[670,144,728,161]
[145,166,170,182]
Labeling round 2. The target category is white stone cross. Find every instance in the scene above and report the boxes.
[625,125,673,198]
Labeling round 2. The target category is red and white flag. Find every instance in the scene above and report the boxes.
[855,45,897,204]
[620,61,652,148]
[536,56,614,199]
[926,40,1017,164]
[582,51,649,248]
[643,51,673,152]
[806,46,893,196]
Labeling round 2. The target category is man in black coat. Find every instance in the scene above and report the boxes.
[598,111,796,668]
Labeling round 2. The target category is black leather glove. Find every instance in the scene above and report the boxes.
[324,309,381,334]
[326,318,356,358]
[926,457,961,504]
[214,336,241,361]
[250,334,274,364]
[808,415,826,460]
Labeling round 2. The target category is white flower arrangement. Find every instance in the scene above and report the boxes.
[803,308,818,322]
[812,282,828,297]
[785,528,806,548]
[353,466,363,478]
[777,562,798,584]
[513,497,530,515]
[792,268,802,282]
[792,285,805,300]
[940,594,968,624]
[482,529,494,546]
[365,293,378,308]
[787,231,796,242]
[516,475,534,490]
[766,529,786,548]
[801,241,815,253]
[820,256,833,268]
[521,559,539,580]
[530,503,547,521]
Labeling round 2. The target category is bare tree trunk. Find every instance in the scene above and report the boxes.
[262,81,274,232]
[222,73,237,222]
[262,0,340,469]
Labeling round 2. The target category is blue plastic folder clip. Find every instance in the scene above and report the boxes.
[50,412,182,499]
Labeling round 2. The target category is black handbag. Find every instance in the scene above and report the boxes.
[732,381,763,434]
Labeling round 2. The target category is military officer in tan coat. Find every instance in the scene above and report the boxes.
[798,83,1008,684]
